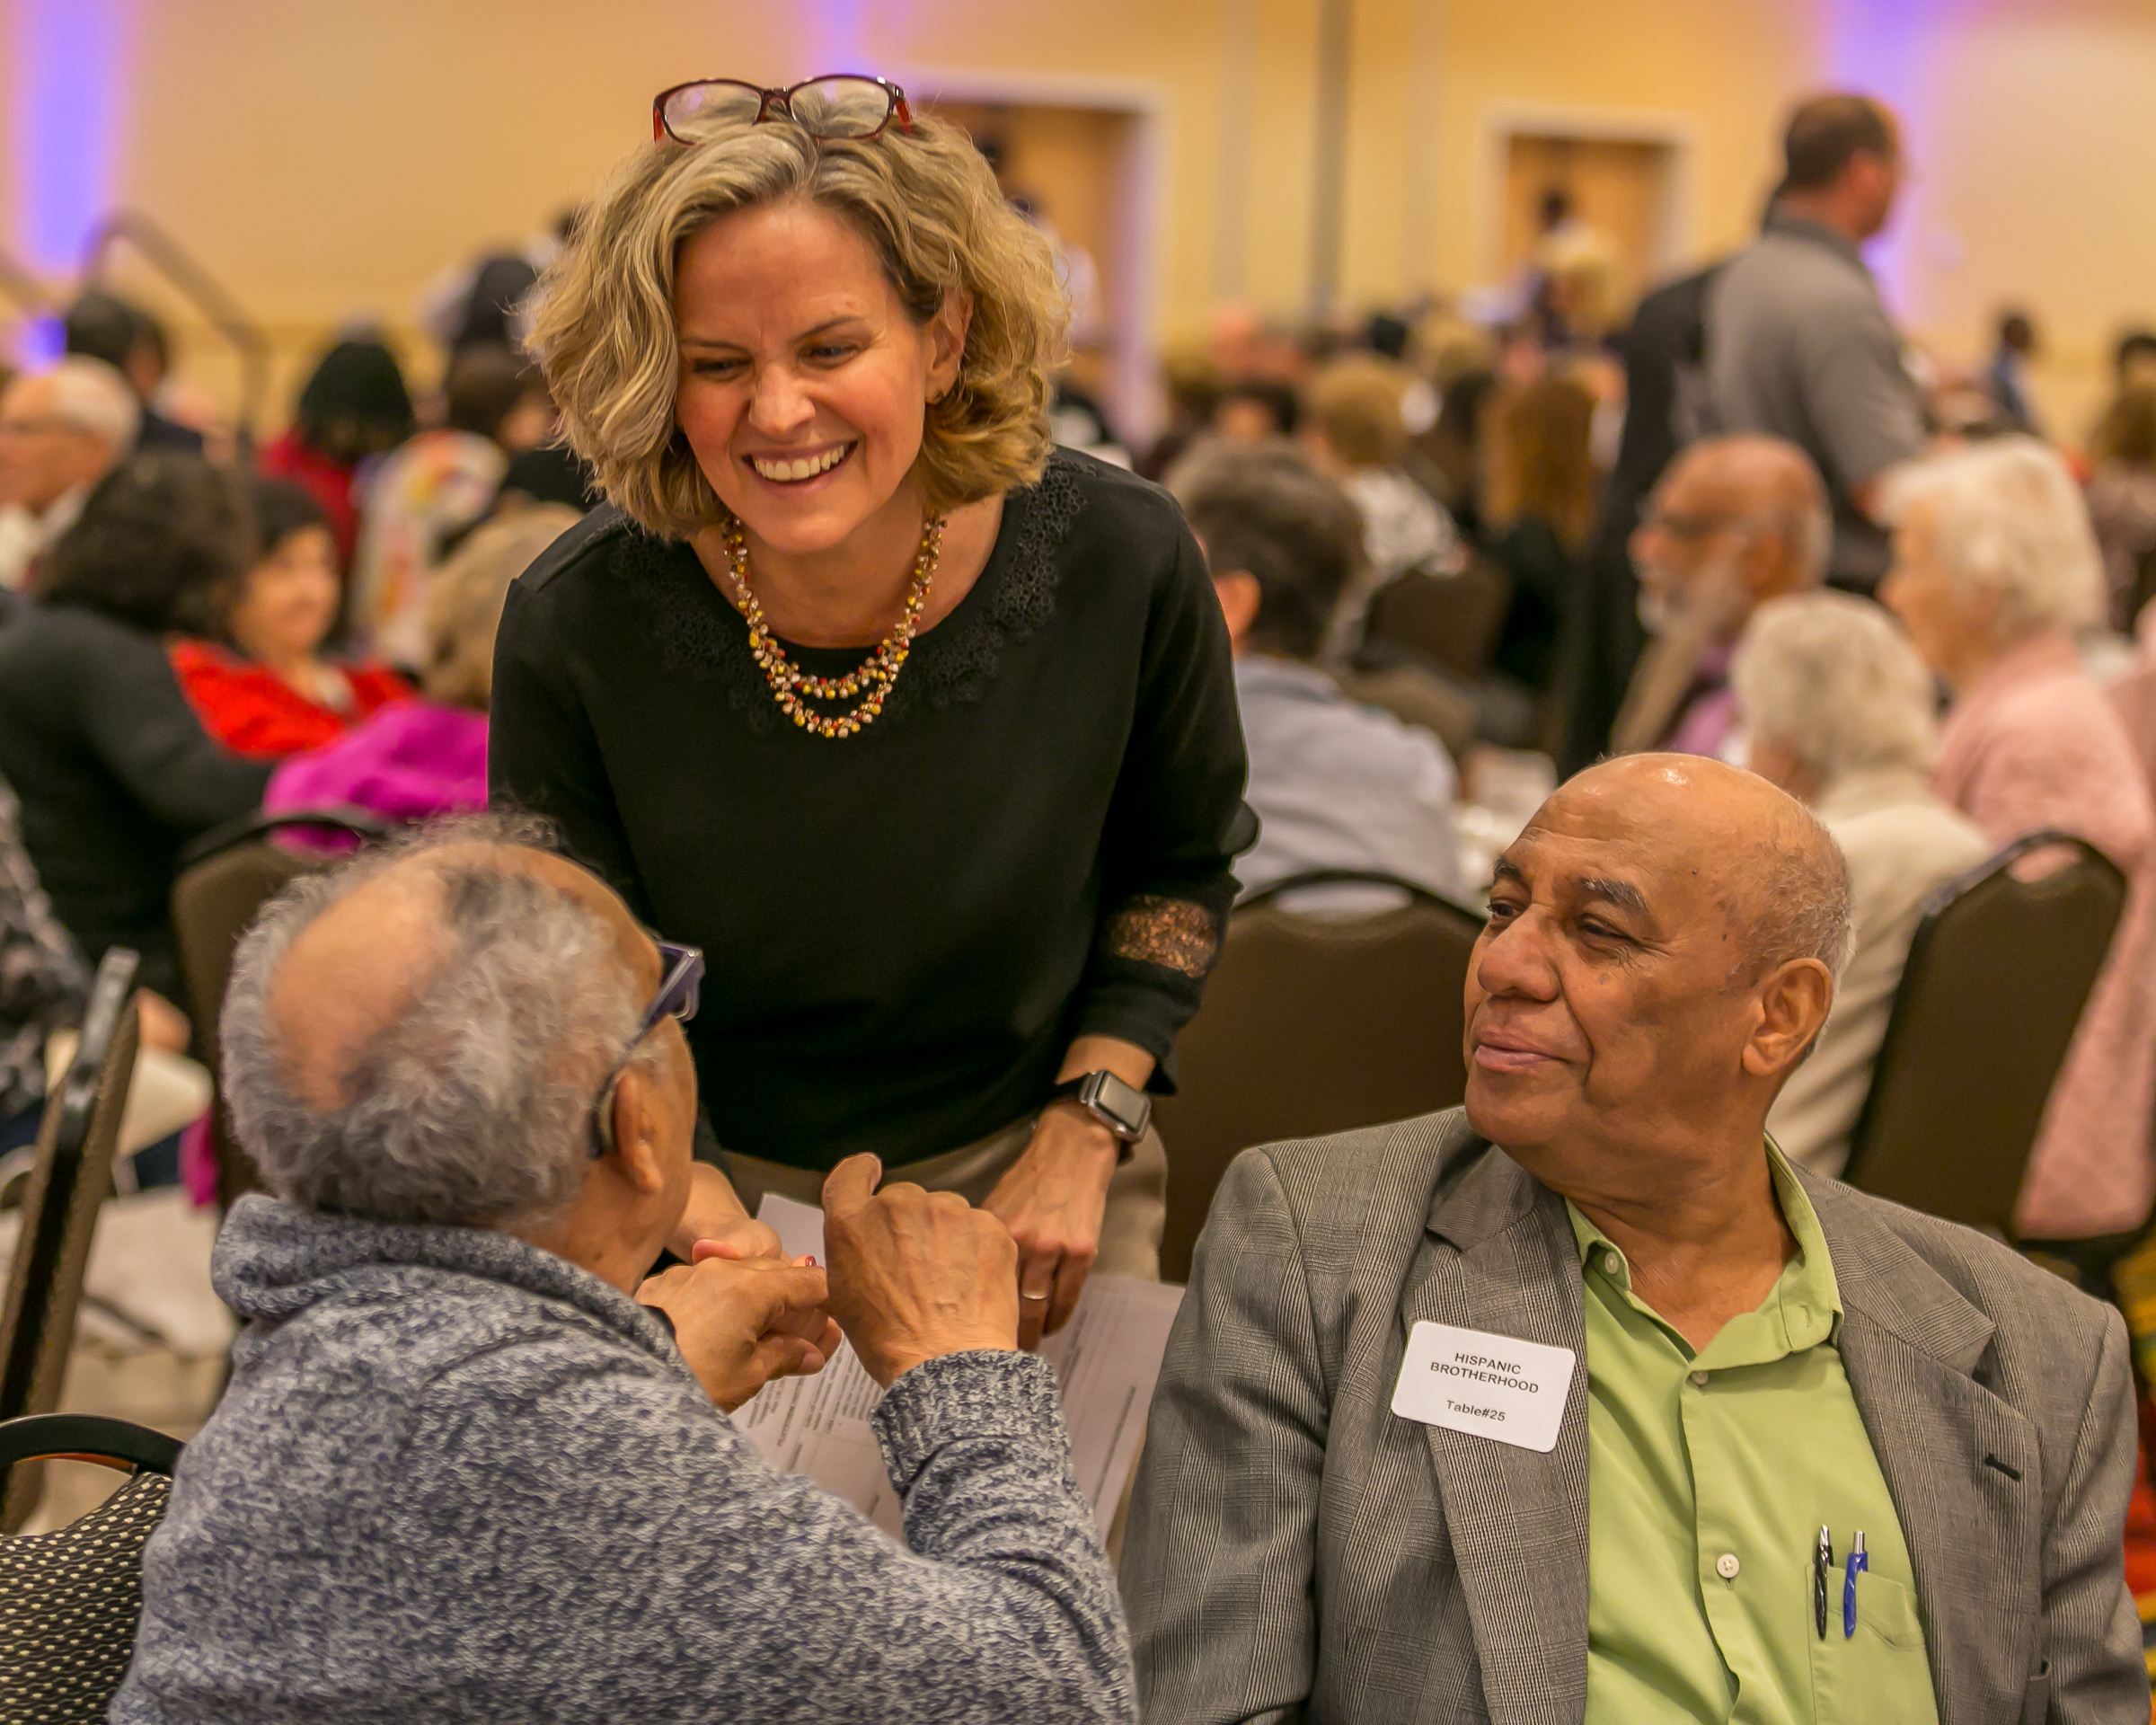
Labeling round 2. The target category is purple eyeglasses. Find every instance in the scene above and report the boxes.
[588,940,703,1157]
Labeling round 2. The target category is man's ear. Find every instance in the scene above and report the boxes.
[1211,569,1262,647]
[925,289,974,402]
[1744,958,1835,1078]
[602,1066,668,1196]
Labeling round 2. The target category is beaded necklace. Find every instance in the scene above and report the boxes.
[723,511,945,739]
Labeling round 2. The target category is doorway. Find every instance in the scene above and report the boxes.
[1480,111,1693,327]
[927,93,1155,447]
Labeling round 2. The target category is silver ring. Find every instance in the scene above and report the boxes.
[1021,1290,1051,1302]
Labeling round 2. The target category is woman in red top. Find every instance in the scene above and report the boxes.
[171,478,411,758]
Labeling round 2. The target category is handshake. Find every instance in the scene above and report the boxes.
[638,1154,1021,1411]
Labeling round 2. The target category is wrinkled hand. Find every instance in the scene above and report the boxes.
[981,1105,1118,1349]
[638,1256,838,1413]
[821,1154,1019,1389]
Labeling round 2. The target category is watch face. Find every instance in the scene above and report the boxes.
[1084,1071,1149,1137]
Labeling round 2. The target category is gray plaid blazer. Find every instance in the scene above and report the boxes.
[1125,1108,2146,1725]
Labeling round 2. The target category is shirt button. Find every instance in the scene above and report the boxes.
[1600,1249,1622,1275]
[1716,1552,1741,1581]
[1689,1371,1710,1388]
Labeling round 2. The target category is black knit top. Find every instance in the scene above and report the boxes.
[489,450,1253,1169]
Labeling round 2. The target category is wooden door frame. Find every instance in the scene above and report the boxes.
[1472,102,1701,294]
[904,65,1171,448]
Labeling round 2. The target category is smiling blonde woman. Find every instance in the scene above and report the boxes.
[492,77,1251,1337]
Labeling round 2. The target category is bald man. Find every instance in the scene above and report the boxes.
[1613,434,1831,761]
[117,819,1135,1725]
[1126,756,2143,1725]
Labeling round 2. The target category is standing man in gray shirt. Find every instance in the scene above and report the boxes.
[1706,94,1928,591]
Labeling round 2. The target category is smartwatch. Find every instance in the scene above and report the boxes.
[1047,1070,1152,1156]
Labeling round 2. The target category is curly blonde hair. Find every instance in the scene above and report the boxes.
[529,114,1066,537]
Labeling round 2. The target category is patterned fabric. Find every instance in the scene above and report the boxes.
[0,1470,172,1723]
[0,781,87,1121]
[1125,1108,2146,1725]
[112,1195,1133,1723]
[349,429,506,666]
[1934,631,2156,1239]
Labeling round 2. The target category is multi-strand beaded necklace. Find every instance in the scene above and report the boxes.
[722,512,946,739]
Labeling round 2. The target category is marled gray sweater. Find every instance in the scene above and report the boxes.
[111,1196,1135,1723]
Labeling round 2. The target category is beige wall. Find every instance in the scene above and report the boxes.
[3,0,2152,440]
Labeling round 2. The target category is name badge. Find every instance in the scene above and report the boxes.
[1391,1321,1576,1453]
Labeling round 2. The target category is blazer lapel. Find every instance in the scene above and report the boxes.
[1407,1145,1591,1725]
[1808,1178,2041,1725]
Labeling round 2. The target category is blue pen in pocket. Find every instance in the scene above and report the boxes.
[1842,1529,1869,1638]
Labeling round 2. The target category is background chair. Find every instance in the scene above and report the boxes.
[0,1412,182,1722]
[1334,664,1480,760]
[170,809,384,1208]
[1361,558,1512,680]
[1154,871,1485,1282]
[0,950,143,1531]
[1840,832,2126,1238]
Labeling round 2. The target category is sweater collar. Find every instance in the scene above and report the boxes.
[213,1192,687,1376]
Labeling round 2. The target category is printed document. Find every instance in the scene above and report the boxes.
[734,1193,1183,1537]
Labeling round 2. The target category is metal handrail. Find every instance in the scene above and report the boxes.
[83,210,270,452]
[0,247,56,318]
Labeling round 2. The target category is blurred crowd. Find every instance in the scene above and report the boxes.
[3,89,2156,1244]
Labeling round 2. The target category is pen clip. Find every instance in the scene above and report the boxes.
[1842,1530,1869,1639]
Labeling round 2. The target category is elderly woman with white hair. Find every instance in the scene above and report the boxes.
[0,355,140,590]
[1733,590,1992,1176]
[1883,437,2156,1250]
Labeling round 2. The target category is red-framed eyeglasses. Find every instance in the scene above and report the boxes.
[652,75,915,146]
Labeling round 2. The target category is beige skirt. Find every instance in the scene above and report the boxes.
[716,1114,1168,1282]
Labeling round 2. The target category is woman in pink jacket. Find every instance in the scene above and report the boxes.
[1885,438,2156,1250]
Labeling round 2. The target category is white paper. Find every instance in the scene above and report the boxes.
[1391,1319,1576,1453]
[734,1193,1183,1538]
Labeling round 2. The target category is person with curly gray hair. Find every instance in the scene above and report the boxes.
[113,818,1135,1725]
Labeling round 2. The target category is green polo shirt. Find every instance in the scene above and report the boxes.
[1569,1145,1938,1724]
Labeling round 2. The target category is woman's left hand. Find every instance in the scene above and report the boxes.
[982,1103,1120,1349]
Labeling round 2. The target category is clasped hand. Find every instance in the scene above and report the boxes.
[641,1154,1026,1406]
[638,1246,839,1414]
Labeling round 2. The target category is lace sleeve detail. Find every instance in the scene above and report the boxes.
[1100,894,1223,980]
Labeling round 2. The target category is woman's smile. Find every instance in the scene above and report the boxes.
[744,439,860,489]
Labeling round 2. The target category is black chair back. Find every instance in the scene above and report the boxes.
[1842,832,2127,1235]
[1154,872,1485,1282]
[0,949,143,1530]
[0,1412,181,1719]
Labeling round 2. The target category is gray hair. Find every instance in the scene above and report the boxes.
[1732,591,1940,783]
[221,817,651,1226]
[40,357,141,452]
[1884,437,2106,639]
[1752,801,1858,988]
